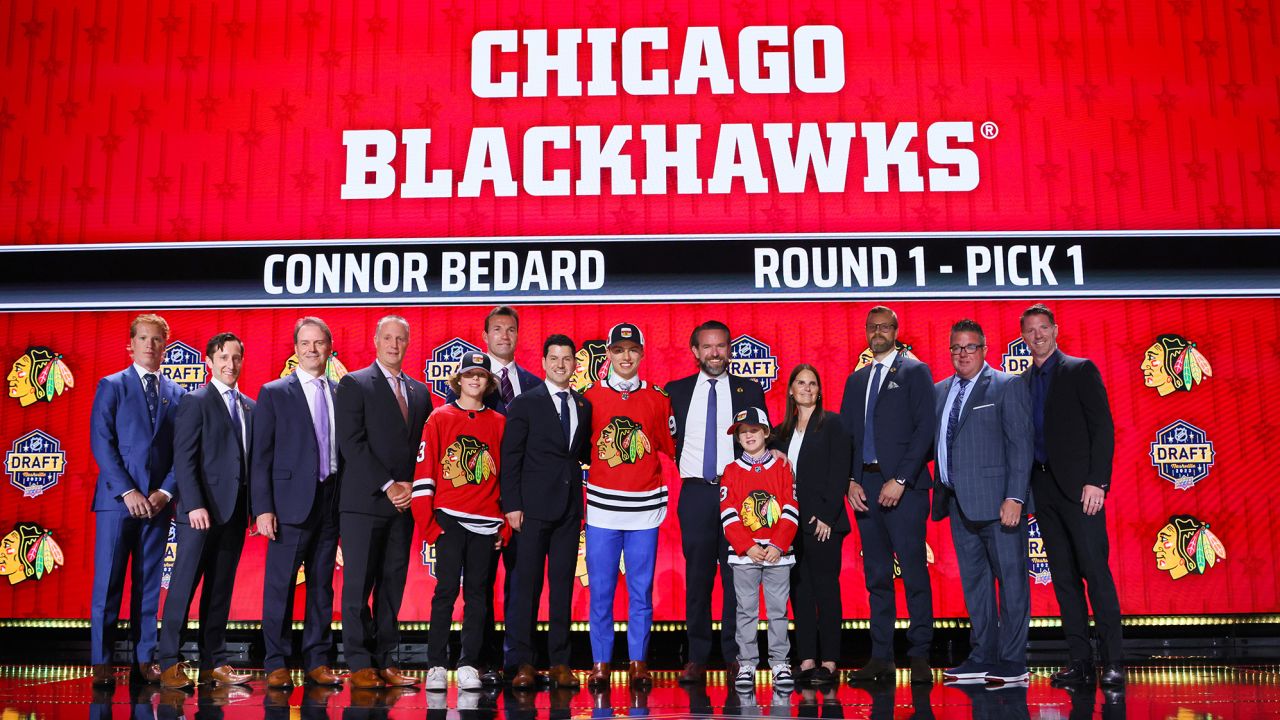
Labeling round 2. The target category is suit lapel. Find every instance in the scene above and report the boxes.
[371,364,409,435]
[151,376,177,438]
[955,368,992,432]
[850,367,870,433]
[935,377,952,420]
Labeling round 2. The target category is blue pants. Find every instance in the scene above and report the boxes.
[585,525,658,663]
[90,509,171,665]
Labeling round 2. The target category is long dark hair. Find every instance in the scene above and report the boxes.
[776,364,825,440]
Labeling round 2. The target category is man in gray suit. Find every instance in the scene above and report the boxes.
[931,319,1033,686]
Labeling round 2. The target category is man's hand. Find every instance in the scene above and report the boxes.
[147,491,170,514]
[188,508,211,531]
[386,481,413,511]
[878,479,905,507]
[506,511,524,532]
[745,545,768,563]
[770,449,790,467]
[493,535,504,550]
[809,516,832,542]
[122,491,152,519]
[1081,485,1106,516]
[762,545,782,563]
[847,482,869,512]
[256,513,278,540]
[999,500,1022,528]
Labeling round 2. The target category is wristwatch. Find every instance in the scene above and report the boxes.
[893,476,907,486]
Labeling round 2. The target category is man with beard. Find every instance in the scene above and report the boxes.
[840,306,936,684]
[666,320,767,684]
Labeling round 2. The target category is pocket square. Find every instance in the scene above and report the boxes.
[972,403,995,410]
[887,381,900,389]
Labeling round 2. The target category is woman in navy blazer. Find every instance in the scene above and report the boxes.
[770,364,852,686]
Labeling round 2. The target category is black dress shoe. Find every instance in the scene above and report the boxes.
[909,656,933,684]
[812,666,834,686]
[1050,661,1097,686]
[794,666,816,685]
[1099,663,1126,687]
[480,669,503,687]
[847,658,895,683]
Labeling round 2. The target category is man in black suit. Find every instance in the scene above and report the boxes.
[666,320,767,684]
[500,334,593,689]
[336,315,431,690]
[252,317,344,689]
[840,306,935,684]
[1020,303,1123,687]
[158,332,254,689]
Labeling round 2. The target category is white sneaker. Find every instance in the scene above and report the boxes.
[456,665,482,691]
[735,665,756,687]
[425,666,448,691]
[772,664,794,687]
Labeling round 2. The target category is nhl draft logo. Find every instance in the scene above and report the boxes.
[571,340,608,392]
[1153,515,1225,580]
[866,543,934,579]
[0,522,64,585]
[855,341,917,371]
[161,519,178,589]
[426,338,483,399]
[1027,515,1052,585]
[730,335,779,392]
[1141,334,1212,396]
[5,430,67,498]
[421,541,438,578]
[1002,338,1033,376]
[279,352,350,380]
[161,341,207,391]
[7,347,74,407]
[295,545,344,585]
[1149,420,1215,491]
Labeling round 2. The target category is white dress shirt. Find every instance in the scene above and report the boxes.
[786,428,805,477]
[209,377,248,451]
[491,355,523,396]
[545,379,579,443]
[678,371,734,479]
[295,367,338,476]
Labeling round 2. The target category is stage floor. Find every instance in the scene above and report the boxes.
[0,665,1276,718]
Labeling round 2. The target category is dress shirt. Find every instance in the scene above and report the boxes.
[678,371,734,479]
[295,367,338,476]
[605,368,640,393]
[786,428,805,477]
[935,365,982,488]
[376,360,410,491]
[209,377,248,451]
[1029,350,1060,464]
[545,379,579,443]
[862,348,899,412]
[490,355,523,396]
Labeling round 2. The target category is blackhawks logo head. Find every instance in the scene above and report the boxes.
[7,347,74,407]
[1141,334,1212,396]
[0,522,64,585]
[442,435,496,488]
[855,341,916,371]
[571,340,609,392]
[596,416,651,467]
[1153,514,1225,580]
[279,352,349,380]
[740,490,781,531]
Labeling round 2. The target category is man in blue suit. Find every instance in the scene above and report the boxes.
[840,306,935,684]
[252,317,344,689]
[90,313,187,687]
[931,320,1033,686]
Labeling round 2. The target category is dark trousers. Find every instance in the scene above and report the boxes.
[261,478,340,672]
[481,536,516,671]
[504,513,579,668]
[1031,465,1123,663]
[792,530,846,664]
[90,508,171,666]
[677,479,737,665]
[339,509,413,671]
[949,500,1030,667]
[157,495,248,670]
[854,475,932,660]
[428,512,498,668]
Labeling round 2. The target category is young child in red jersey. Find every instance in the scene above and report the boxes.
[411,353,507,692]
[719,406,799,690]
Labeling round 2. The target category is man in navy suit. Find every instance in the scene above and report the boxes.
[840,306,935,684]
[500,334,593,689]
[252,317,344,689]
[930,320,1033,686]
[336,315,431,690]
[158,332,255,689]
[90,313,187,687]
[666,320,767,684]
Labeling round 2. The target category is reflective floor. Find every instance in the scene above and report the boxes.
[0,666,1277,719]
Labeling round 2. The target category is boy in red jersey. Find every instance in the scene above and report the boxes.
[582,323,676,689]
[411,353,507,692]
[719,407,798,690]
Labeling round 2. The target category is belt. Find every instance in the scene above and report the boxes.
[1033,462,1051,474]
[682,476,721,485]
[862,462,882,473]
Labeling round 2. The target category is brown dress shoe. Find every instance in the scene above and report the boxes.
[677,662,705,685]
[587,662,611,689]
[628,661,652,687]
[132,663,163,684]
[510,663,538,689]
[157,688,191,708]
[306,665,343,686]
[92,664,116,687]
[348,668,386,689]
[548,664,579,688]
[160,662,195,689]
[379,667,417,687]
[199,665,252,686]
[265,668,295,688]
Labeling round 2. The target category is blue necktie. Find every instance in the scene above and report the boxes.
[945,377,971,486]
[702,379,719,480]
[144,373,159,427]
[556,391,571,446]
[226,389,245,452]
[863,364,882,463]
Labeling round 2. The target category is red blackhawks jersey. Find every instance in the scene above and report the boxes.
[411,403,507,542]
[719,457,799,565]
[583,380,676,530]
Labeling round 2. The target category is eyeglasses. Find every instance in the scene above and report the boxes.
[866,323,897,333]
[950,344,986,355]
